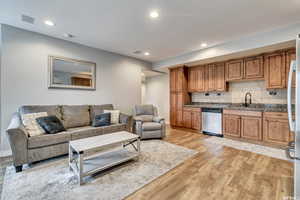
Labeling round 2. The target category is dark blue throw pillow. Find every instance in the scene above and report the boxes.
[36,116,66,134]
[92,113,111,127]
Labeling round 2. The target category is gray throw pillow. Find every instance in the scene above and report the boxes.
[36,116,66,134]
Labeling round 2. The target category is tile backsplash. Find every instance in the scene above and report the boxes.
[192,81,293,104]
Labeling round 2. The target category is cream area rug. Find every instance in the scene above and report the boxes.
[1,140,197,200]
[204,136,290,161]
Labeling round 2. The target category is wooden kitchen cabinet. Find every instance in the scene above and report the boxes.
[188,66,205,92]
[205,64,216,91]
[223,114,241,137]
[225,59,244,81]
[191,111,201,130]
[170,67,188,92]
[223,110,262,141]
[169,66,190,127]
[215,63,226,91]
[263,112,294,146]
[182,108,201,131]
[286,49,296,88]
[170,92,188,127]
[183,110,192,129]
[264,51,286,89]
[241,116,262,141]
[244,56,264,80]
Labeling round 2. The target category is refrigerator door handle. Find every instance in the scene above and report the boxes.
[286,141,300,160]
[287,60,296,132]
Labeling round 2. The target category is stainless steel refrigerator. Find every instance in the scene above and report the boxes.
[287,34,300,199]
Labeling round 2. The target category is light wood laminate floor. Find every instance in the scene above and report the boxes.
[0,127,293,200]
[126,127,294,200]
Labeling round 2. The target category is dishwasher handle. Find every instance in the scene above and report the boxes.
[202,108,223,113]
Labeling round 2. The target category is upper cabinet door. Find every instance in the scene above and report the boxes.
[188,67,197,92]
[265,52,286,89]
[196,66,205,92]
[205,64,216,91]
[215,63,226,91]
[225,59,244,81]
[244,56,264,80]
[286,49,296,88]
[176,68,183,92]
[170,69,177,92]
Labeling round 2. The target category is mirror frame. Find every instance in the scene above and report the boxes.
[48,55,96,90]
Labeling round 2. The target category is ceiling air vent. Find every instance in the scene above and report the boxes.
[133,50,142,55]
[21,15,35,24]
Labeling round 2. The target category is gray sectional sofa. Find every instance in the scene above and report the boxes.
[6,104,132,172]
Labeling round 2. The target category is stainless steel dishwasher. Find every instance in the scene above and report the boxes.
[202,108,223,137]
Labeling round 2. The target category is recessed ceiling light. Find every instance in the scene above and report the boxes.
[63,33,75,38]
[201,43,208,47]
[150,11,159,19]
[144,52,150,56]
[44,20,55,26]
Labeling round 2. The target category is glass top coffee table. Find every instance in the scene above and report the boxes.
[69,131,140,185]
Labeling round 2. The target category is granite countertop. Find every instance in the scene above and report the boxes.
[184,102,293,112]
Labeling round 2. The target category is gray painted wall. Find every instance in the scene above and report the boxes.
[144,74,169,123]
[0,25,151,151]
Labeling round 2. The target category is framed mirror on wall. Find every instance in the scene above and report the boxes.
[48,56,96,90]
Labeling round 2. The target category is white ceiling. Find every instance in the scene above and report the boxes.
[1,0,300,63]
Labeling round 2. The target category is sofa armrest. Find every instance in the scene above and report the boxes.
[153,116,164,123]
[6,113,28,166]
[119,113,132,132]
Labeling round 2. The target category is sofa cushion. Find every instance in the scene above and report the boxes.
[90,104,114,122]
[28,131,71,149]
[102,124,127,134]
[62,105,90,129]
[19,105,62,120]
[142,122,162,131]
[68,126,104,140]
[134,105,154,116]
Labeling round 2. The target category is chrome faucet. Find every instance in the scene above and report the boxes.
[244,92,252,107]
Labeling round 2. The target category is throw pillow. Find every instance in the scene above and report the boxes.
[21,112,48,137]
[92,113,111,127]
[36,116,66,134]
[103,110,120,124]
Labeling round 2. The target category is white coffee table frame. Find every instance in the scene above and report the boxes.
[69,131,140,185]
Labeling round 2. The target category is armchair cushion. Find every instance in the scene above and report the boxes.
[142,122,162,131]
[133,115,153,122]
[134,105,154,116]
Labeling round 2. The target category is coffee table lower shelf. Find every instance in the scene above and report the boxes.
[69,148,139,185]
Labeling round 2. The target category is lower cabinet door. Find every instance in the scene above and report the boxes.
[192,112,201,131]
[170,109,177,126]
[223,114,241,137]
[241,116,262,141]
[176,110,183,127]
[183,111,192,129]
[263,118,291,146]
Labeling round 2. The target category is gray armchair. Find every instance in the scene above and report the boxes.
[132,105,166,139]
